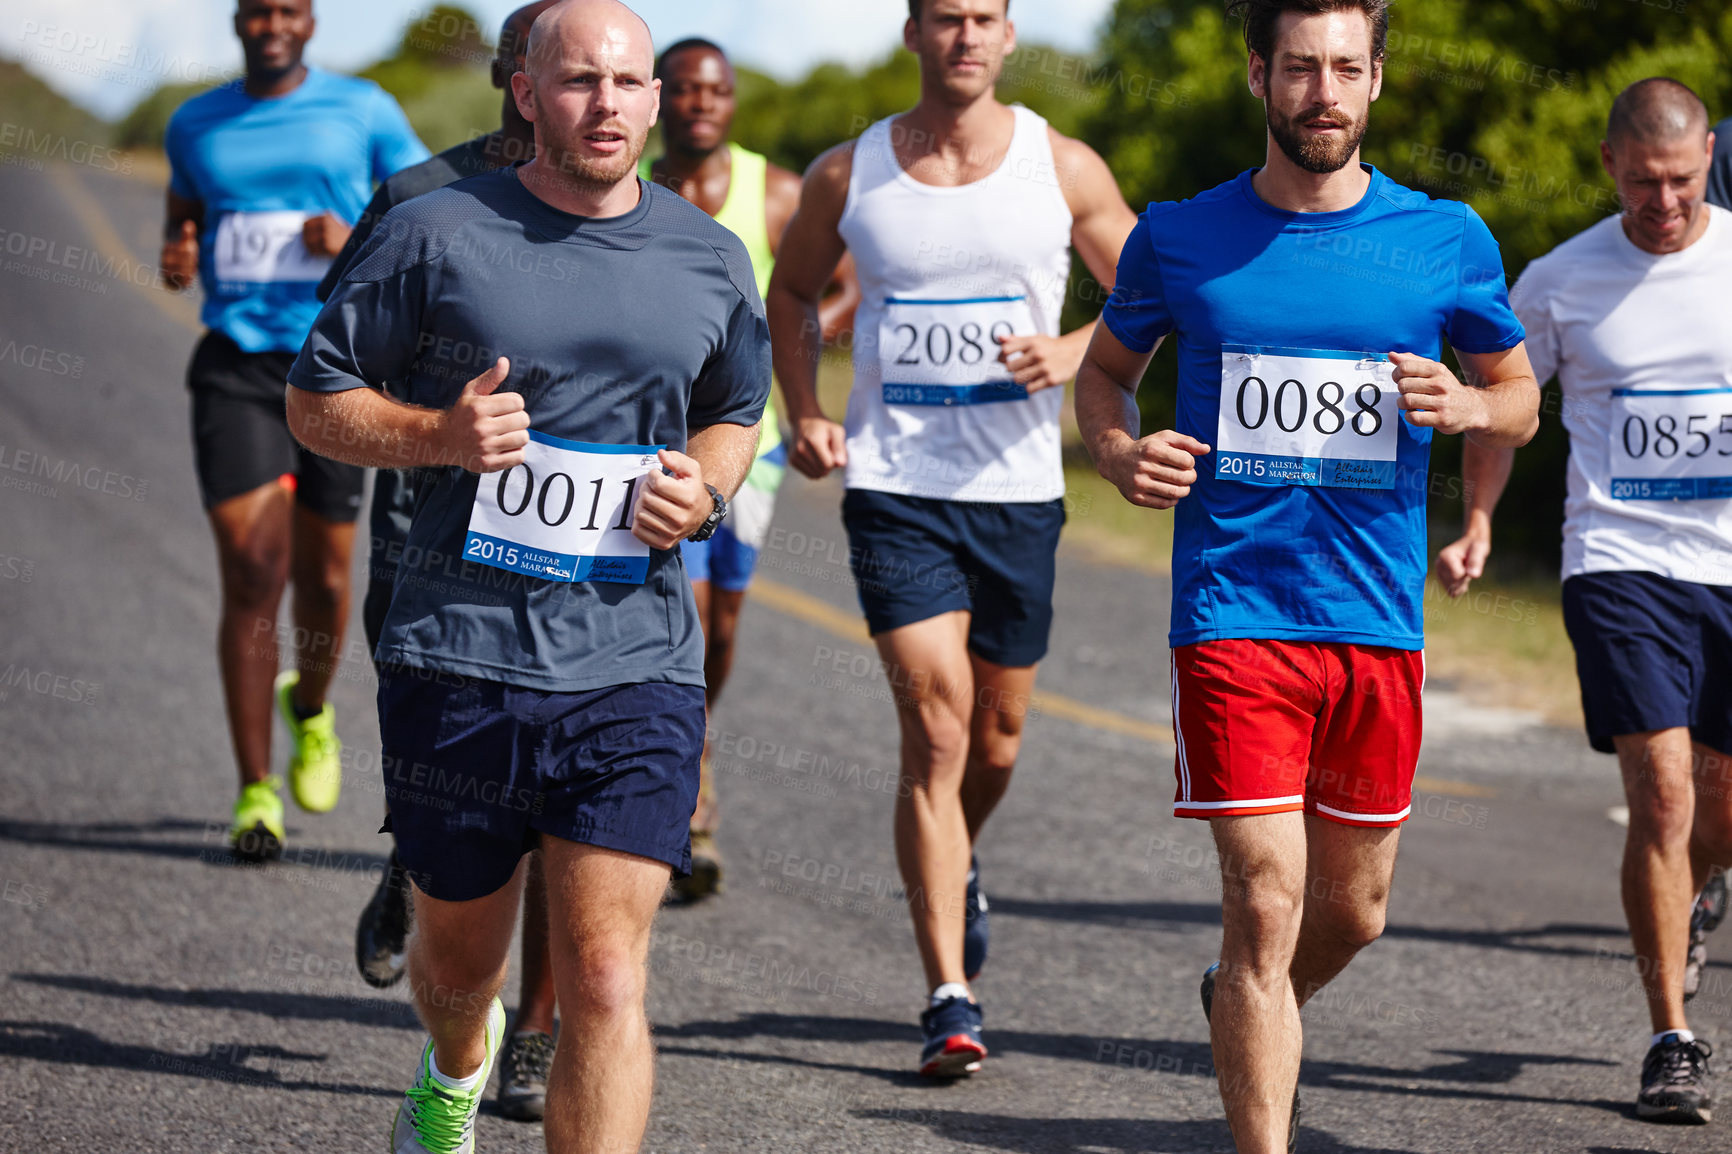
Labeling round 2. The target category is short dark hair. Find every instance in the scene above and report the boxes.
[907,0,1011,23]
[655,37,728,79]
[1226,0,1389,66]
[1607,76,1710,148]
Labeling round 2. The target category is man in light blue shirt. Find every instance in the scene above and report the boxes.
[158,0,427,863]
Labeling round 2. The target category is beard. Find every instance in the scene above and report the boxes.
[1267,102,1368,175]
[538,117,650,194]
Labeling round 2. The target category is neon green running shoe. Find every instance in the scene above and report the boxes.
[391,998,506,1153]
[230,776,284,863]
[275,669,341,813]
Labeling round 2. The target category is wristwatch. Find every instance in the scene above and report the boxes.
[688,484,728,542]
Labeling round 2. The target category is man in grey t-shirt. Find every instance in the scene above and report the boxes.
[287,2,768,1150]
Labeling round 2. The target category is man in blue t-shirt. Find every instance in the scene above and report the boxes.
[1077,2,1540,1149]
[286,2,769,1148]
[159,0,427,863]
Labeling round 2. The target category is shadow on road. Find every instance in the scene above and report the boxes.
[856,1107,1401,1153]
[0,816,388,876]
[0,1019,397,1097]
[10,973,418,1031]
[659,1012,1629,1117]
[659,1011,1214,1071]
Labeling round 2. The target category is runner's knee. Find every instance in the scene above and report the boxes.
[220,544,289,608]
[1306,890,1387,953]
[558,945,644,1020]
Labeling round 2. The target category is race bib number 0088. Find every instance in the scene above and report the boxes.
[463,432,663,584]
[1215,345,1400,490]
[212,210,332,285]
[880,295,1037,406]
[1608,388,1732,502]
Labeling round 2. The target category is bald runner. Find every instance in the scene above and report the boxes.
[287,1,770,1149]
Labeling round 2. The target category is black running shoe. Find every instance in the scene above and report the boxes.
[1201,962,1301,1151]
[497,1029,555,1122]
[356,850,413,988]
[1685,872,1728,1003]
[1637,1034,1713,1124]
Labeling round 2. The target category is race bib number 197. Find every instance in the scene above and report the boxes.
[1608,388,1732,502]
[1215,345,1400,490]
[212,210,332,285]
[464,432,663,584]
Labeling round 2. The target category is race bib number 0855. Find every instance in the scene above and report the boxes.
[463,432,663,584]
[1215,345,1400,490]
[1609,388,1732,501]
[212,210,332,285]
[880,295,1037,406]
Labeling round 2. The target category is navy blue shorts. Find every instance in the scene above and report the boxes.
[377,666,706,901]
[1562,570,1732,755]
[840,488,1064,668]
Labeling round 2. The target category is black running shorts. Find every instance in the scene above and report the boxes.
[186,331,365,522]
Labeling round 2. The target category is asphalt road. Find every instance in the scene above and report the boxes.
[2,158,1730,1154]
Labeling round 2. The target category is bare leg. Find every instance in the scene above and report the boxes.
[1211,813,1307,1154]
[879,612,976,992]
[1618,728,1699,1033]
[703,588,749,709]
[960,655,1036,842]
[209,483,293,788]
[406,861,525,1079]
[540,841,670,1153]
[516,847,558,1037]
[1289,815,1401,1007]
[1689,743,1732,897]
[286,504,355,709]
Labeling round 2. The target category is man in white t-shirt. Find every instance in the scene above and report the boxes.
[1440,77,1732,1125]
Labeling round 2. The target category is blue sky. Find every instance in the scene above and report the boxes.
[4,0,1116,120]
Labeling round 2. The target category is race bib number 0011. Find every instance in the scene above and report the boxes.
[1609,388,1732,502]
[212,210,333,285]
[1215,345,1400,490]
[463,432,663,585]
[880,294,1037,406]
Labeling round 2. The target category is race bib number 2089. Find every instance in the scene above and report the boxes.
[1214,345,1400,490]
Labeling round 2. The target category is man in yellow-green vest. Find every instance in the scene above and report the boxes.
[643,38,859,899]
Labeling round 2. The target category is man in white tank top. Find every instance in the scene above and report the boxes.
[766,0,1137,1078]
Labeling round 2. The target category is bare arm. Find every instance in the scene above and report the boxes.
[287,357,529,472]
[161,190,202,291]
[767,162,860,350]
[288,359,761,549]
[1435,437,1517,598]
[1394,342,1541,449]
[989,132,1138,393]
[1076,323,1209,510]
[766,143,853,479]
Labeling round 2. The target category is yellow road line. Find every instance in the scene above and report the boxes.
[1412,776,1498,799]
[751,577,1176,745]
[47,162,201,334]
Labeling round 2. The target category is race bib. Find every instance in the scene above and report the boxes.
[212,210,332,284]
[880,295,1037,406]
[1608,388,1732,501]
[463,433,663,584]
[1215,345,1400,490]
